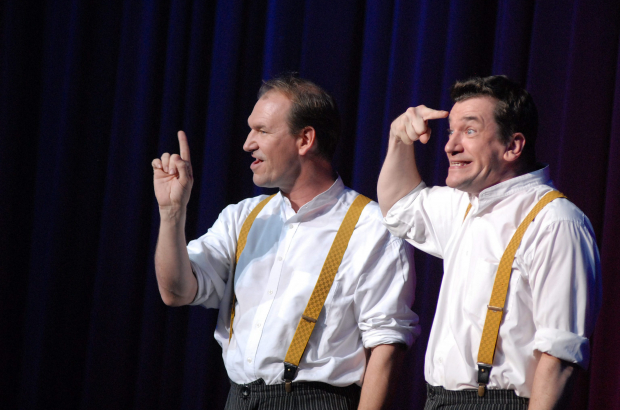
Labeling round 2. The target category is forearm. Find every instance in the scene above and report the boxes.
[154,207,197,306]
[358,344,406,410]
[528,352,577,410]
[377,137,421,216]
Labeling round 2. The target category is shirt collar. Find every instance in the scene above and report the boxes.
[469,165,552,211]
[279,176,344,221]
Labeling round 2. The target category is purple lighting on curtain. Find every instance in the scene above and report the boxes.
[1,0,619,409]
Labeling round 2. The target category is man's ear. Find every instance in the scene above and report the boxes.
[298,126,317,156]
[504,132,525,162]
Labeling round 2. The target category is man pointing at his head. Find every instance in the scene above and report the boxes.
[378,75,601,410]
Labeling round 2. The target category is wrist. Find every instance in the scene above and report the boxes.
[159,205,187,223]
[388,133,411,149]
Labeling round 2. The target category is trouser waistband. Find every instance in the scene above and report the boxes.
[225,379,361,410]
[425,384,529,409]
[229,378,360,398]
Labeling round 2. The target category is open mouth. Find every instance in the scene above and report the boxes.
[250,158,264,170]
[450,161,471,168]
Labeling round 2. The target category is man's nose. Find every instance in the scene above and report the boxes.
[445,134,460,154]
[243,131,257,152]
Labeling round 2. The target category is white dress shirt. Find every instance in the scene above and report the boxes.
[383,166,601,397]
[188,177,420,386]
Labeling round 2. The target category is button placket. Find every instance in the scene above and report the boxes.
[242,222,293,379]
[278,222,297,261]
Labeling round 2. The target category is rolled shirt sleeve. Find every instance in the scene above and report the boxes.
[383,182,428,240]
[354,233,420,349]
[187,198,263,309]
[526,211,602,369]
[384,183,470,259]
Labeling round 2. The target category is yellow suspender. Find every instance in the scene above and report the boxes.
[228,190,372,374]
[463,203,472,222]
[283,194,371,391]
[229,194,277,341]
[473,190,567,396]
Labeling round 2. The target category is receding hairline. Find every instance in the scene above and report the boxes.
[249,90,294,125]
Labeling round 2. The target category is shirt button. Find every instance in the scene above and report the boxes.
[289,224,294,230]
[255,323,261,328]
[277,256,283,261]
[268,290,273,295]
[247,358,252,363]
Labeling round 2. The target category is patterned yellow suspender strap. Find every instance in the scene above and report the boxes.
[475,190,566,397]
[283,194,372,392]
[229,193,277,341]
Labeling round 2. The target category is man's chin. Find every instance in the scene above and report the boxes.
[253,176,277,189]
[446,177,472,193]
[445,177,462,190]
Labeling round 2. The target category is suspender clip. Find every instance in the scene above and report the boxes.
[477,363,492,397]
[301,314,317,323]
[283,362,298,393]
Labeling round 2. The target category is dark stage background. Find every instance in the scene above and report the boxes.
[1,1,619,409]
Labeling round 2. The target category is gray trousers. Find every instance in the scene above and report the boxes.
[424,384,530,410]
[224,379,361,410]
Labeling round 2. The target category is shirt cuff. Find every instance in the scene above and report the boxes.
[361,326,420,350]
[188,258,211,307]
[383,182,426,238]
[534,328,591,369]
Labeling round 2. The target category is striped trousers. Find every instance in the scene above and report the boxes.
[424,384,530,410]
[224,379,361,410]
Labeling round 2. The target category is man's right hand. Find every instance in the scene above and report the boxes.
[378,105,448,216]
[389,105,448,145]
[152,130,197,307]
[152,131,194,212]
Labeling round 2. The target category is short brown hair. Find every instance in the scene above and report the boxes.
[450,75,538,165]
[258,74,340,161]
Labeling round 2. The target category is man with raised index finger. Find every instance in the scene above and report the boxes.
[152,74,420,410]
[377,75,601,409]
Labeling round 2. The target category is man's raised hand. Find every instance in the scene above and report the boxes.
[152,131,194,211]
[390,105,449,145]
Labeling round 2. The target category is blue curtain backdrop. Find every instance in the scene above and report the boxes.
[2,1,619,409]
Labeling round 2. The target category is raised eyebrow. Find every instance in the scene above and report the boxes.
[448,115,481,126]
[461,115,482,123]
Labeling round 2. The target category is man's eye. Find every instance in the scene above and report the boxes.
[447,129,454,136]
[466,129,475,135]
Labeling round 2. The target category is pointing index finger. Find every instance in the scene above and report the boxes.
[417,106,449,121]
[178,130,191,163]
